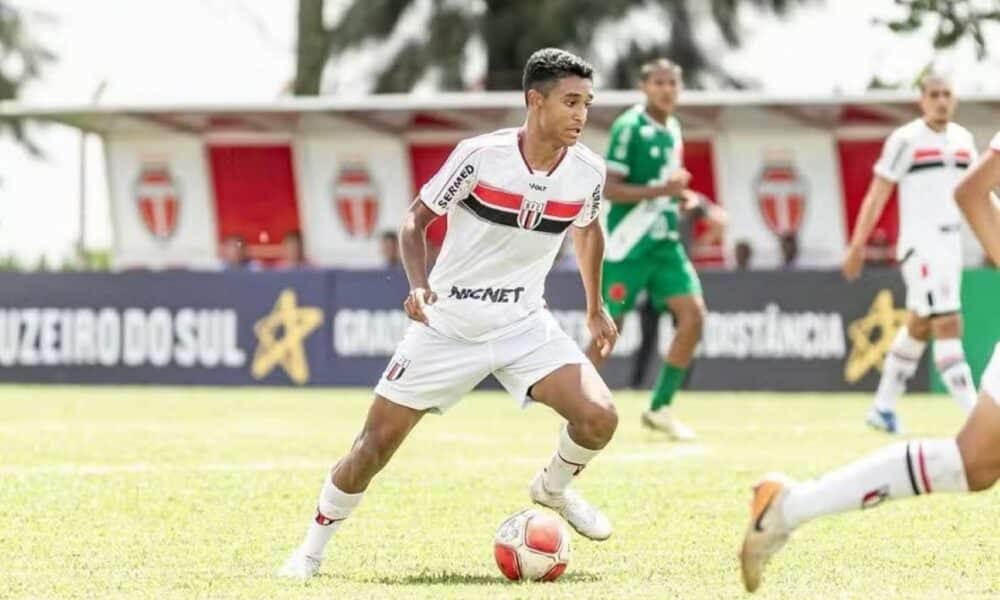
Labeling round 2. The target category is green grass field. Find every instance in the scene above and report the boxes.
[1,386,997,599]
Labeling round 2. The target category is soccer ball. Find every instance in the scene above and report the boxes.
[493,508,571,582]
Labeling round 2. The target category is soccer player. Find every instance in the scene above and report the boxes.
[585,58,725,441]
[278,48,619,579]
[739,130,1000,594]
[843,74,980,434]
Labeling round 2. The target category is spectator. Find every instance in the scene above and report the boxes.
[780,233,799,269]
[380,230,402,268]
[734,240,753,270]
[276,231,309,270]
[220,235,259,270]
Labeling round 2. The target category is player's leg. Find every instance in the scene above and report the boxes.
[930,312,977,414]
[586,258,643,367]
[740,343,1000,593]
[494,312,617,540]
[866,312,930,434]
[528,361,618,540]
[279,396,425,577]
[280,324,487,578]
[642,246,703,440]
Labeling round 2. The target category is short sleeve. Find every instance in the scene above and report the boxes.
[605,116,633,176]
[419,140,481,215]
[574,165,606,228]
[991,131,1000,152]
[873,129,913,182]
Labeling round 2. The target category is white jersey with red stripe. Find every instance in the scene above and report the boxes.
[873,119,977,261]
[418,128,605,342]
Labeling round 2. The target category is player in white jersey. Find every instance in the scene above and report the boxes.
[842,74,979,434]
[739,130,1000,593]
[278,48,620,579]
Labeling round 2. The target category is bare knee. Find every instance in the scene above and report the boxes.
[931,314,962,340]
[574,393,618,448]
[676,304,705,337]
[908,316,932,341]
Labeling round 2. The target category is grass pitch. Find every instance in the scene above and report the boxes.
[0,386,997,599]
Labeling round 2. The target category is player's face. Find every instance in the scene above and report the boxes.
[534,76,593,146]
[641,68,680,114]
[919,82,956,124]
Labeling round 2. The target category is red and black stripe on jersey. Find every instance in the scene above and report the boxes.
[459,182,583,234]
[907,148,972,173]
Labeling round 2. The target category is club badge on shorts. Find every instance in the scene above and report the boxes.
[385,357,411,381]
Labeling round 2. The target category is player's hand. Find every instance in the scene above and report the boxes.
[404,288,437,324]
[587,308,619,358]
[841,245,865,281]
[661,168,692,196]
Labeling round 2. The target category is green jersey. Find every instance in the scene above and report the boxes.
[603,104,684,262]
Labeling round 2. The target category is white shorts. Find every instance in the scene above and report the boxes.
[374,310,587,414]
[900,249,961,318]
[983,343,1000,403]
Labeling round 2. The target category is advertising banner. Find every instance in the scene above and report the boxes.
[0,269,923,391]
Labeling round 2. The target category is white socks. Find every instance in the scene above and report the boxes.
[873,327,925,412]
[300,476,364,559]
[542,425,600,494]
[934,338,978,414]
[782,439,968,529]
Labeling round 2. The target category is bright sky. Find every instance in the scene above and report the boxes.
[1,0,998,264]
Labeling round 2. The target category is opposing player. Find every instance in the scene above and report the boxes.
[278,48,620,579]
[585,58,725,441]
[843,74,979,433]
[739,130,1000,593]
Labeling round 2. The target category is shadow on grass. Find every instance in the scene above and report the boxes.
[360,570,600,585]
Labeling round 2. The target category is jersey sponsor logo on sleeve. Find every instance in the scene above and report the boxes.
[439,164,476,209]
[448,286,526,303]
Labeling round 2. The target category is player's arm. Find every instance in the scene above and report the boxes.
[399,199,440,324]
[843,130,911,281]
[572,219,617,357]
[603,170,690,204]
[954,148,1000,265]
[680,190,727,244]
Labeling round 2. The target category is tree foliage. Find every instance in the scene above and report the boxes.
[295,0,810,94]
[0,2,55,154]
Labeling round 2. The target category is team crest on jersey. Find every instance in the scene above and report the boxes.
[333,164,379,238]
[754,160,809,236]
[517,199,546,230]
[134,162,181,242]
[385,356,411,381]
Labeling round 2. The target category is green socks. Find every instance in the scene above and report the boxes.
[650,364,686,411]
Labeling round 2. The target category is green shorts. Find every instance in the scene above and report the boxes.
[602,244,702,319]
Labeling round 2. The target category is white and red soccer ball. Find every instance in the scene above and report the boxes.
[493,508,571,582]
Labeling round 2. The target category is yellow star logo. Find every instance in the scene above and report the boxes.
[251,289,324,385]
[844,289,908,383]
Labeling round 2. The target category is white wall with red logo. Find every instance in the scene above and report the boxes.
[106,132,220,269]
[102,111,993,270]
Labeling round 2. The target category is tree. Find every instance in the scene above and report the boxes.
[880,0,1000,60]
[294,0,811,94]
[0,2,54,154]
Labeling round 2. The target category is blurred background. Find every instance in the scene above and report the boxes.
[0,0,998,391]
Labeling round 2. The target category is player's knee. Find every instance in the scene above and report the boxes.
[931,315,962,339]
[678,305,705,336]
[580,399,618,445]
[908,317,932,341]
[957,435,1000,492]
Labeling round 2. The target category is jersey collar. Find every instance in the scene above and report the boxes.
[517,128,568,177]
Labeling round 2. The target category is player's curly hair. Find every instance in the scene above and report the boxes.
[522,48,594,101]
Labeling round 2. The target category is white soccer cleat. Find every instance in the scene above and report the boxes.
[277,549,323,580]
[529,472,612,541]
[641,408,697,441]
[740,473,794,593]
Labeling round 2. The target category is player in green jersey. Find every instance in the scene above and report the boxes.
[586,58,725,441]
